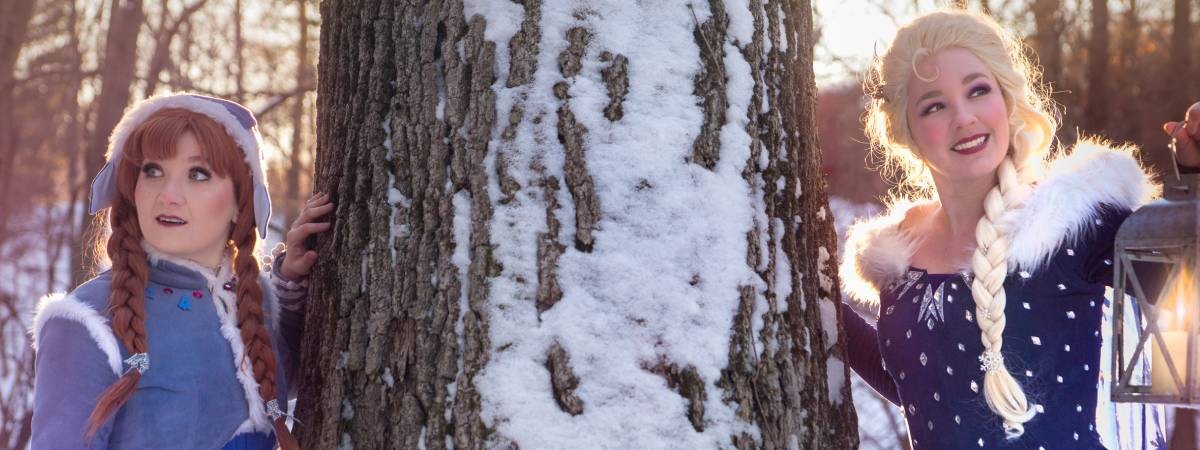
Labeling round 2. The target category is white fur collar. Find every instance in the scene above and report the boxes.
[30,292,124,375]
[840,140,1158,309]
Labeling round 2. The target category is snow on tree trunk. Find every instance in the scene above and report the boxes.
[298,0,858,448]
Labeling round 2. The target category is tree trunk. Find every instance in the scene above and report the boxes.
[0,0,37,253]
[1084,0,1109,132]
[1032,0,1062,92]
[1171,408,1198,450]
[1111,0,1139,139]
[233,0,245,102]
[72,0,144,287]
[1168,0,1191,116]
[142,0,207,97]
[286,0,311,225]
[299,1,858,448]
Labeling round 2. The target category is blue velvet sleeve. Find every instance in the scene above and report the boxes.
[1080,205,1131,286]
[1080,205,1174,306]
[32,319,119,450]
[841,302,901,405]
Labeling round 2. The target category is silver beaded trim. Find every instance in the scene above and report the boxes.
[266,399,285,421]
[265,399,301,424]
[123,352,150,374]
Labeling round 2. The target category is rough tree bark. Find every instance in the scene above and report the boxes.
[299,1,858,448]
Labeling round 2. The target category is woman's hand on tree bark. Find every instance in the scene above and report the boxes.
[1163,101,1200,167]
[280,192,334,281]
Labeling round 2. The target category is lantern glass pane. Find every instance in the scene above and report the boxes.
[1114,248,1198,402]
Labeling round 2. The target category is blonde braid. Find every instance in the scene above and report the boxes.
[971,156,1036,438]
[863,10,1062,438]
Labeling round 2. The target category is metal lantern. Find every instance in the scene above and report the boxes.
[1111,158,1200,405]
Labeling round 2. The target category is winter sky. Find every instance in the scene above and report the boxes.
[814,0,936,88]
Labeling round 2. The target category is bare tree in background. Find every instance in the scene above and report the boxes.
[1,1,81,446]
[142,0,208,97]
[1,1,321,447]
[1083,0,1109,132]
[0,291,34,448]
[233,0,245,102]
[286,0,313,225]
[299,0,858,448]
[1109,0,1140,140]
[72,0,144,286]
[1031,0,1062,92]
[0,0,37,255]
[1167,0,1191,116]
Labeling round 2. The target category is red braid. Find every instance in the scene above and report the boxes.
[84,197,150,439]
[230,183,298,450]
[84,128,152,439]
[83,108,298,448]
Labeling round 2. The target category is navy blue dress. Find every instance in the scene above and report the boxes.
[844,205,1135,449]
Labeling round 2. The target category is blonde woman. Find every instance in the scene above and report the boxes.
[839,10,1200,449]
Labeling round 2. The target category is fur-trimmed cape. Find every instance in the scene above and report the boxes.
[28,246,290,443]
[839,140,1159,311]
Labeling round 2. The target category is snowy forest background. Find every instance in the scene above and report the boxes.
[2,0,1199,448]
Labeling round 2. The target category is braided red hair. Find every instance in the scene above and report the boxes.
[85,108,297,449]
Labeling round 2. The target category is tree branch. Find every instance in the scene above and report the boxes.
[143,0,208,97]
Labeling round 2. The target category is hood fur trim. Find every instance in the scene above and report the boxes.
[30,293,124,376]
[840,139,1158,310]
[999,140,1158,272]
[840,198,928,309]
[90,92,272,239]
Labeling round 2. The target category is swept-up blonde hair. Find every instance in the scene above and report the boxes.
[863,10,1060,439]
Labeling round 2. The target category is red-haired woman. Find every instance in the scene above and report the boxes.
[30,93,331,450]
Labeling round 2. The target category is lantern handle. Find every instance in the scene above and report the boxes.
[1168,120,1186,183]
[1163,119,1200,199]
